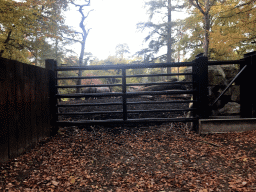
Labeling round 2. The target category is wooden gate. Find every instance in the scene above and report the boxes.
[46,51,256,131]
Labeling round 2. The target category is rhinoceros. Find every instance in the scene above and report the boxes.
[81,87,110,93]
[96,87,110,93]
[81,87,97,93]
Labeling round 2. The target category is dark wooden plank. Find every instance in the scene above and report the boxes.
[42,69,51,138]
[23,64,32,149]
[0,58,9,163]
[30,65,38,145]
[35,67,43,141]
[7,60,19,159]
[14,61,26,155]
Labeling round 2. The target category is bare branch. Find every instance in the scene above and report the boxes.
[71,0,90,7]
[188,0,205,14]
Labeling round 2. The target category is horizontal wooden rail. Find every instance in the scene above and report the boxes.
[57,100,194,108]
[127,81,193,87]
[56,62,194,71]
[126,73,192,78]
[208,59,243,65]
[56,117,198,126]
[56,84,121,88]
[57,75,122,80]
[58,102,123,107]
[56,73,192,81]
[57,81,192,89]
[56,90,195,98]
[58,108,195,116]
[127,100,195,105]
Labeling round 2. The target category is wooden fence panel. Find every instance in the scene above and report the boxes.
[0,59,9,162]
[15,61,26,155]
[0,58,52,163]
[7,61,19,159]
[23,64,32,149]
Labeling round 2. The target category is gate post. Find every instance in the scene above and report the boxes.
[240,51,256,118]
[122,68,127,121]
[45,59,58,136]
[193,54,209,132]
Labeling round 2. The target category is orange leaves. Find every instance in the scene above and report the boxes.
[1,125,256,191]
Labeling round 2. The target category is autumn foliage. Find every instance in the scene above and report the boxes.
[1,123,256,191]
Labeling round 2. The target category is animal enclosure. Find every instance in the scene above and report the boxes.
[52,51,256,130]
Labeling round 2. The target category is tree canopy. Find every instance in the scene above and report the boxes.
[0,0,73,65]
[138,0,256,61]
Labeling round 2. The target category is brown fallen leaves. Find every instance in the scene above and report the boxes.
[1,123,256,191]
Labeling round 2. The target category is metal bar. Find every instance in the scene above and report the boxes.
[57,75,122,80]
[57,100,194,108]
[126,90,195,97]
[122,69,127,121]
[56,117,197,126]
[56,90,194,99]
[56,73,192,80]
[126,73,192,78]
[58,111,123,115]
[208,59,244,66]
[58,108,194,116]
[127,108,195,113]
[56,84,121,89]
[56,62,194,71]
[211,65,248,107]
[56,92,123,98]
[127,81,193,87]
[127,100,195,105]
[57,102,123,107]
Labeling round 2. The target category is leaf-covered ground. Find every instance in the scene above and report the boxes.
[1,123,256,192]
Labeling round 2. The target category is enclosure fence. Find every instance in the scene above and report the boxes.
[0,58,56,163]
[51,52,256,129]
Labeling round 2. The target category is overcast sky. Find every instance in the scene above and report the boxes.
[65,0,149,60]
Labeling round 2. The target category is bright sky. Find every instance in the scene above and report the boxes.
[65,0,189,61]
[65,0,149,60]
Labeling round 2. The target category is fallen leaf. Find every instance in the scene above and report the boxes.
[70,177,76,184]
[52,181,59,186]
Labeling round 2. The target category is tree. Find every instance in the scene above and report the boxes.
[188,0,217,57]
[181,0,256,60]
[0,0,72,64]
[70,0,93,93]
[136,0,184,79]
[115,43,130,59]
[210,0,256,59]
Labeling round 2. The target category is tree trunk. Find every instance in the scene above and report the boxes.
[167,0,172,79]
[204,0,210,57]
[0,30,12,57]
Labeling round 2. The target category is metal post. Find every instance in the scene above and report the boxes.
[122,68,127,121]
[193,54,209,132]
[45,59,58,136]
[240,51,256,118]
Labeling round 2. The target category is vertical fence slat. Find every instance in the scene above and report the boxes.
[36,68,43,141]
[122,69,127,121]
[0,58,9,163]
[240,52,256,118]
[45,59,58,136]
[23,64,32,149]
[15,61,26,155]
[7,60,19,159]
[30,65,38,145]
[42,69,51,137]
[193,55,209,131]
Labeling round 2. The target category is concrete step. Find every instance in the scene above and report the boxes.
[199,117,256,134]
